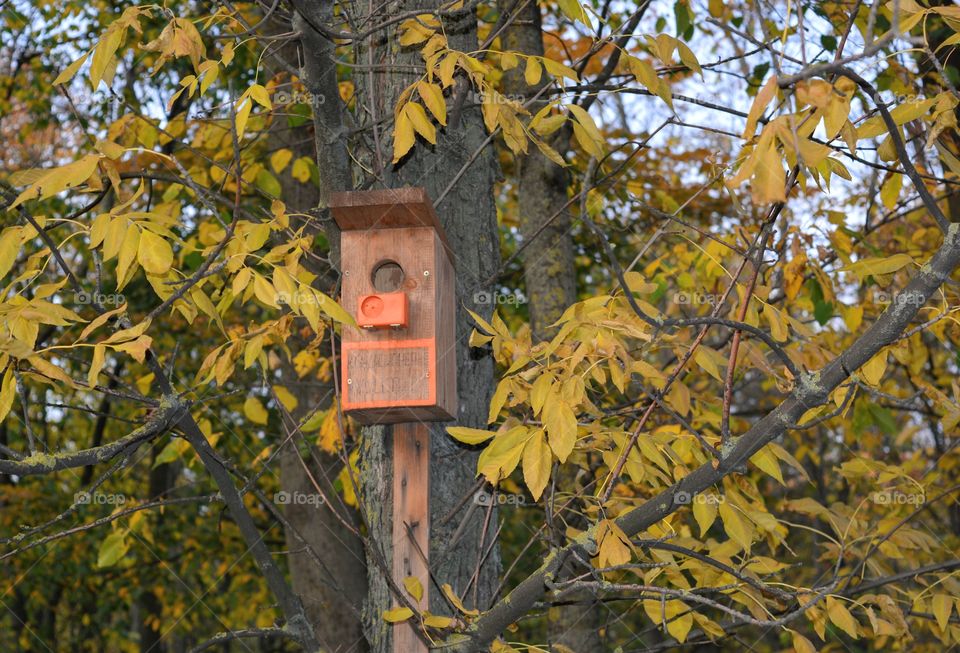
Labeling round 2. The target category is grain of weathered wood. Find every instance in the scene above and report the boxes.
[391,423,430,653]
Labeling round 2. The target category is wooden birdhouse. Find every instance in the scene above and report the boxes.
[330,187,457,425]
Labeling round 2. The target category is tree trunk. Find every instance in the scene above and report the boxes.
[496,2,602,650]
[342,1,503,650]
[290,2,502,650]
[268,6,370,649]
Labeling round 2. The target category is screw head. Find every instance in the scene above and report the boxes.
[423,270,430,277]
[346,378,353,385]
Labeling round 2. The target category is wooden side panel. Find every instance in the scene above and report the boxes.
[433,231,458,420]
[392,423,430,653]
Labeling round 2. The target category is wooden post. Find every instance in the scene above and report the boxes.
[328,189,452,652]
[392,422,430,653]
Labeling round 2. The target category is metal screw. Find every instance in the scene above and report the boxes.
[423,270,430,277]
[346,378,353,385]
[344,271,350,276]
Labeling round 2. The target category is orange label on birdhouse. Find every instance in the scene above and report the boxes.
[342,339,436,409]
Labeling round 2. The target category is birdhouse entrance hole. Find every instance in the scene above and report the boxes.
[372,260,405,292]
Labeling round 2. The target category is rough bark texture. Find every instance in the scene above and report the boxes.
[497,1,577,341]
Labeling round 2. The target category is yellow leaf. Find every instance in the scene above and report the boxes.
[0,228,22,279]
[235,97,252,139]
[392,107,416,163]
[790,630,817,653]
[90,28,124,88]
[568,104,604,158]
[477,426,532,483]
[253,274,280,308]
[826,596,859,639]
[54,52,90,85]
[88,345,106,388]
[446,426,496,445]
[116,226,141,289]
[423,615,454,628]
[692,496,717,536]
[542,398,577,462]
[597,519,633,567]
[442,583,479,616]
[9,155,101,209]
[541,57,579,81]
[97,530,129,568]
[311,290,355,326]
[418,82,447,126]
[860,352,887,386]
[403,576,424,603]
[404,102,437,144]
[102,319,151,345]
[751,133,787,204]
[291,156,312,182]
[764,305,790,342]
[399,16,435,45]
[880,173,902,210]
[557,0,589,24]
[137,229,174,275]
[270,149,293,173]
[521,430,551,501]
[112,335,152,363]
[273,385,298,412]
[0,368,16,422]
[933,593,953,630]
[743,76,778,140]
[642,598,693,643]
[857,97,936,139]
[572,121,603,159]
[524,57,542,86]
[29,356,77,388]
[244,397,269,425]
[248,83,272,109]
[718,502,754,551]
[750,445,784,483]
[382,607,414,623]
[841,254,914,280]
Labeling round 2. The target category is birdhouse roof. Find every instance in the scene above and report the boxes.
[329,187,453,262]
